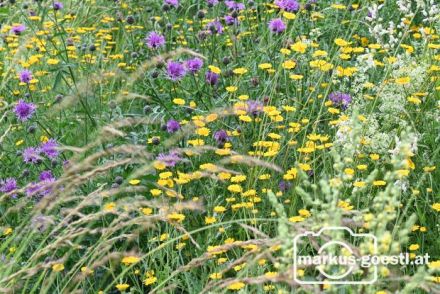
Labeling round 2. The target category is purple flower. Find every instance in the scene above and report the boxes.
[53,1,64,10]
[224,15,238,25]
[156,150,182,167]
[205,71,219,86]
[247,100,264,116]
[225,1,245,10]
[207,0,219,6]
[0,178,18,197]
[268,18,286,34]
[40,139,59,159]
[275,0,300,12]
[164,0,179,8]
[206,21,224,35]
[279,180,292,192]
[185,58,204,73]
[166,61,186,81]
[23,147,41,164]
[11,24,26,35]
[39,170,55,182]
[328,92,352,109]
[19,69,32,83]
[146,32,165,49]
[166,119,181,133]
[15,100,36,121]
[214,130,229,147]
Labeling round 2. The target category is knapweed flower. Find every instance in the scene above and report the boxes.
[166,61,186,81]
[22,147,41,164]
[268,18,286,34]
[11,24,25,35]
[205,71,219,86]
[156,150,182,167]
[53,1,64,10]
[207,0,219,6]
[185,58,204,73]
[146,32,165,49]
[214,130,229,146]
[40,139,59,159]
[0,178,18,197]
[225,1,245,10]
[166,119,181,133]
[247,100,264,116]
[19,69,32,83]
[15,100,36,121]
[278,180,292,192]
[328,92,352,109]
[26,171,56,198]
[206,20,224,34]
[164,0,179,8]
[224,15,238,25]
[275,0,300,12]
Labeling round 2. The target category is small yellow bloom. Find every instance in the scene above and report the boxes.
[121,256,140,266]
[116,284,130,292]
[52,263,64,272]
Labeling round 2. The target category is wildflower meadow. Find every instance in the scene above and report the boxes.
[0,0,439,293]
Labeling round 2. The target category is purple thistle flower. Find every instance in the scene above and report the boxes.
[23,147,41,164]
[39,170,55,182]
[19,69,32,83]
[15,100,36,121]
[246,100,264,116]
[185,58,204,73]
[206,20,224,35]
[268,18,286,34]
[166,119,181,133]
[40,139,59,159]
[224,15,238,26]
[207,0,219,6]
[225,1,245,10]
[156,150,182,167]
[164,0,179,8]
[328,92,352,109]
[279,180,292,192]
[0,178,18,197]
[275,0,300,12]
[166,61,186,81]
[146,32,165,49]
[11,24,26,35]
[214,130,229,147]
[53,1,64,10]
[205,71,219,86]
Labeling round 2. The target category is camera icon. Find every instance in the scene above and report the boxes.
[293,226,378,285]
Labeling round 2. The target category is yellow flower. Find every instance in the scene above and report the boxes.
[103,202,116,212]
[116,284,130,292]
[432,203,440,212]
[52,263,64,272]
[258,63,272,69]
[227,282,245,290]
[210,272,222,279]
[214,206,226,213]
[395,77,410,85]
[233,67,248,75]
[144,276,157,285]
[288,216,305,223]
[291,41,307,53]
[121,256,140,266]
[334,38,350,46]
[205,216,217,224]
[208,65,221,74]
[3,227,13,236]
[167,212,185,222]
[373,180,386,186]
[409,244,419,251]
[289,74,303,80]
[283,11,296,20]
[226,86,238,92]
[282,60,296,69]
[47,58,60,65]
[129,179,140,185]
[173,98,185,105]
